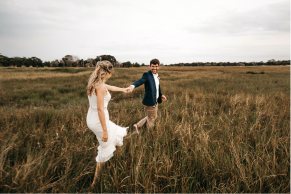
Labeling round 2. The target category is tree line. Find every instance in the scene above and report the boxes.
[0,54,148,68]
[167,59,290,66]
[0,53,289,68]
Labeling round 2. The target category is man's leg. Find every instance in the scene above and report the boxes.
[135,103,158,131]
[146,103,158,128]
[136,116,147,128]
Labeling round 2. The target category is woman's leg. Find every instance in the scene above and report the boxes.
[91,162,105,187]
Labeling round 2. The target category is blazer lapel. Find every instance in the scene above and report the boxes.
[148,70,156,91]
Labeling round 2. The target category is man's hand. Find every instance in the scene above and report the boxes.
[127,85,134,93]
[161,95,167,101]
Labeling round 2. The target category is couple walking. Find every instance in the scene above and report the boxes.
[86,58,167,186]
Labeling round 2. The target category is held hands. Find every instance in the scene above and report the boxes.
[123,86,134,93]
[102,130,108,142]
[123,88,130,93]
[123,87,132,93]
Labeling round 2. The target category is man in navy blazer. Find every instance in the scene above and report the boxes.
[128,59,167,134]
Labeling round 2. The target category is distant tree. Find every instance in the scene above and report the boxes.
[22,57,28,67]
[133,62,140,67]
[122,61,132,67]
[141,63,145,66]
[43,61,50,67]
[78,59,84,67]
[50,60,59,67]
[62,55,75,67]
[9,58,16,67]
[58,60,65,67]
[8,57,15,67]
[160,63,164,66]
[13,57,23,67]
[62,55,80,67]
[0,54,9,67]
[86,58,95,67]
[62,55,72,67]
[29,57,42,67]
[7,57,27,67]
[281,60,290,65]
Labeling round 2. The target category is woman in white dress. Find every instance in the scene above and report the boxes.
[86,60,129,186]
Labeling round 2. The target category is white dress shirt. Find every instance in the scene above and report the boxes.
[131,72,159,99]
[153,73,159,99]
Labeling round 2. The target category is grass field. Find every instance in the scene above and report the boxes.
[0,66,290,193]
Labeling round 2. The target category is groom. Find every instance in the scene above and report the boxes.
[127,58,167,134]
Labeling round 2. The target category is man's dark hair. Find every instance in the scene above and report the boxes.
[150,59,160,66]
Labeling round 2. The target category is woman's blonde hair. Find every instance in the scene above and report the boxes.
[86,60,113,96]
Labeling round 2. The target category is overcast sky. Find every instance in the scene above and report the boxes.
[0,0,289,64]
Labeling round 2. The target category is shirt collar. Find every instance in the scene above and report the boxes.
[153,73,158,77]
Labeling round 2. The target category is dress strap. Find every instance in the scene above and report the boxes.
[105,87,109,95]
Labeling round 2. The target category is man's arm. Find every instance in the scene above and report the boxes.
[128,73,148,92]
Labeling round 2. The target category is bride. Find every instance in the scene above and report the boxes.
[86,60,129,186]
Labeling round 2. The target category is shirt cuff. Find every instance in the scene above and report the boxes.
[130,85,135,88]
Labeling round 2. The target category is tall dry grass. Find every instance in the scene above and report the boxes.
[0,67,93,81]
[0,66,290,192]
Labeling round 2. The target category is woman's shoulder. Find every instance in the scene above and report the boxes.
[96,83,105,89]
[95,83,106,94]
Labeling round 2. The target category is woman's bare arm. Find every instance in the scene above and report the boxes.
[96,83,108,142]
[105,84,128,92]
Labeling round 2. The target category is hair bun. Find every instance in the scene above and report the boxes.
[97,60,113,73]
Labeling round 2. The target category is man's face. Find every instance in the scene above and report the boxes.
[150,64,159,74]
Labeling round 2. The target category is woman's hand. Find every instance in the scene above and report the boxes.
[102,130,108,142]
[123,87,132,93]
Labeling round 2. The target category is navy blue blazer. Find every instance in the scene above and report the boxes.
[132,70,163,106]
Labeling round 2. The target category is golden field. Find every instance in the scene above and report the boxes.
[0,66,290,192]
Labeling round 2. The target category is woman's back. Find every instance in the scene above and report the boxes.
[88,88,111,110]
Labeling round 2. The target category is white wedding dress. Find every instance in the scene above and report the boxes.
[86,88,128,163]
